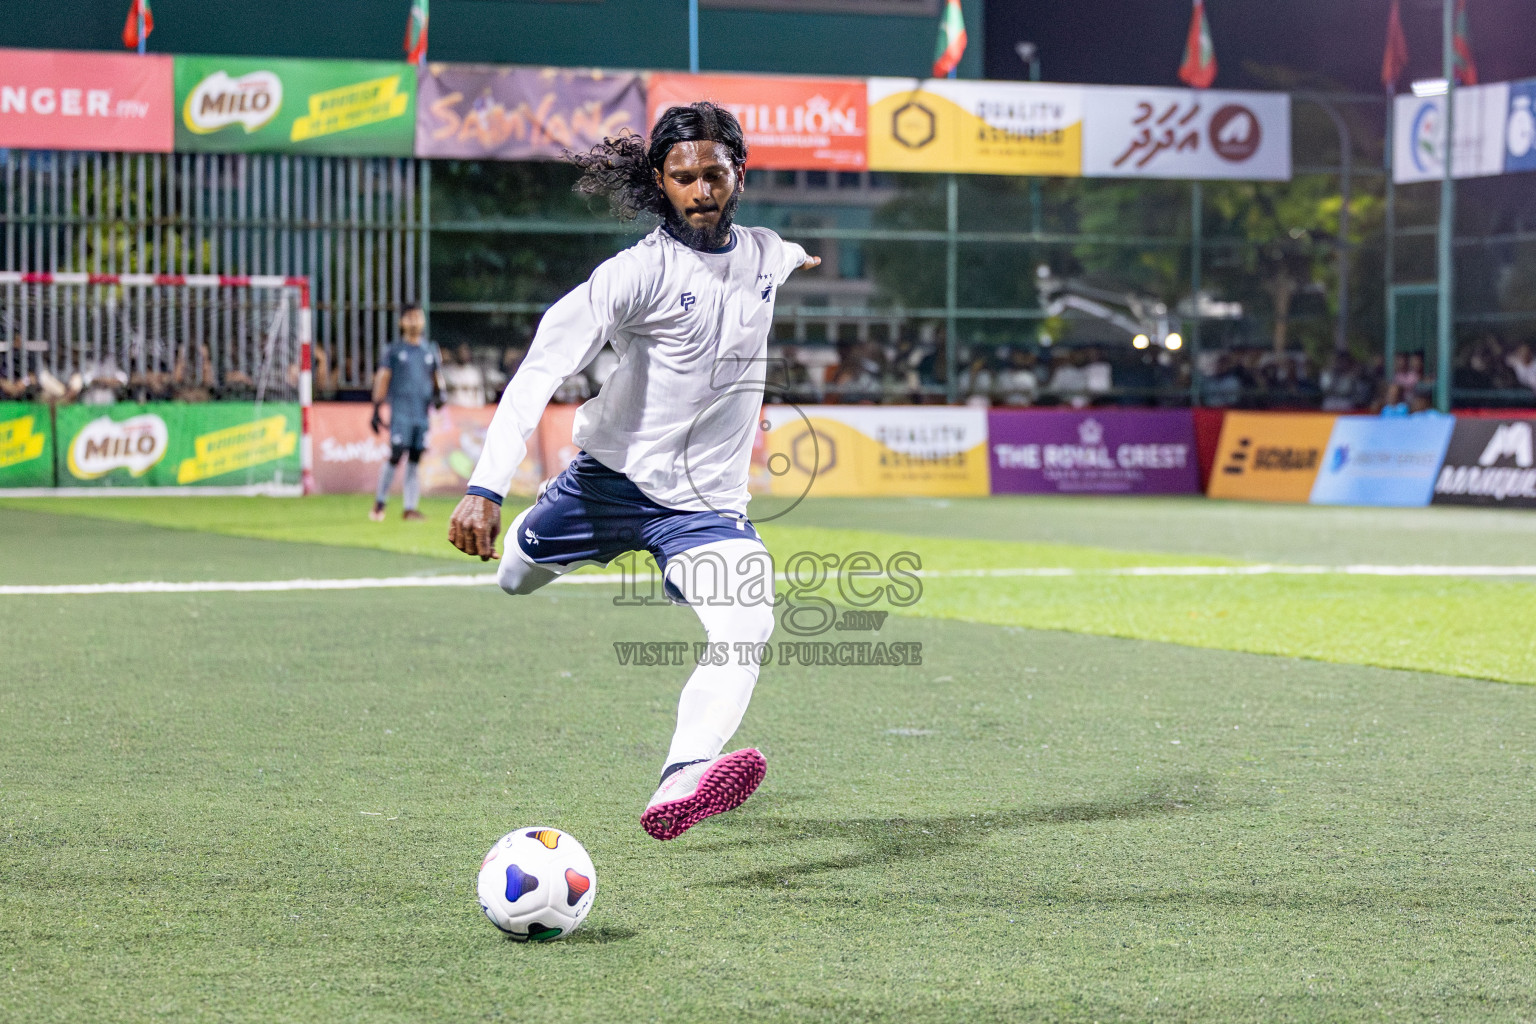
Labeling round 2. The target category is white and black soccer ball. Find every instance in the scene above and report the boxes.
[476,827,596,942]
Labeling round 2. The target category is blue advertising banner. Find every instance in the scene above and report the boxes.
[1309,415,1455,508]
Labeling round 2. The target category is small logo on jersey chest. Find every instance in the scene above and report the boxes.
[680,292,697,312]
[761,285,772,301]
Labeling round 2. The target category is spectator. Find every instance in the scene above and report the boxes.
[995,348,1039,406]
[1047,349,1089,407]
[957,354,993,407]
[443,343,488,407]
[1083,346,1113,398]
[1506,343,1536,394]
[70,354,127,405]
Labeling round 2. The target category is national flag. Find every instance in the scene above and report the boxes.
[1381,0,1409,93]
[121,0,153,51]
[404,0,429,66]
[1178,0,1217,90]
[1452,0,1477,86]
[931,0,967,79]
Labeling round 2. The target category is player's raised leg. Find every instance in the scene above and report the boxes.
[642,537,774,840]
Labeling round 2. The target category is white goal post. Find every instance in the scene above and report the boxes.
[0,272,314,495]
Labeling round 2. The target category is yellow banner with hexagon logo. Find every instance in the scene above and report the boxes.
[867,78,1083,176]
[756,405,989,497]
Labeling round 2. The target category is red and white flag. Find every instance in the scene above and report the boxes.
[404,0,429,66]
[121,0,153,50]
[1178,0,1217,90]
[1381,0,1409,93]
[931,0,967,79]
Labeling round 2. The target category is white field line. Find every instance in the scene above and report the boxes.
[4,563,1536,597]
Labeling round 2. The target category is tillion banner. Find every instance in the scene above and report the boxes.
[309,402,575,496]
[1206,412,1337,502]
[0,48,173,153]
[648,73,867,171]
[0,403,54,488]
[174,56,416,155]
[55,402,300,488]
[1081,86,1290,181]
[416,65,645,160]
[1391,79,1536,184]
[1432,417,1536,508]
[866,78,1083,176]
[987,410,1200,495]
[757,405,989,497]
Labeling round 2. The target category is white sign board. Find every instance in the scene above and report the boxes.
[1081,86,1291,181]
[1393,83,1510,183]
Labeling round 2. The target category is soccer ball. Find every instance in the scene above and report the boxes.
[476,827,597,941]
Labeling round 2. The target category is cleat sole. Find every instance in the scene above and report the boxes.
[641,749,766,841]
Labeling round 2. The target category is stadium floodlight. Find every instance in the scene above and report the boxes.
[1164,332,1184,350]
[1132,334,1151,349]
[1412,78,1449,97]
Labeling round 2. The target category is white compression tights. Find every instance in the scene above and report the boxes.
[496,528,775,774]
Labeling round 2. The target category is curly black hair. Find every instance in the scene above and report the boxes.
[568,102,749,222]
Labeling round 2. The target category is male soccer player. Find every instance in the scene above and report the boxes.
[447,103,820,840]
[370,304,444,522]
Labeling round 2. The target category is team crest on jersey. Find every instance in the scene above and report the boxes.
[680,292,696,312]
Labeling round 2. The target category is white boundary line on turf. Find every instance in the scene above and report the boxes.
[0,485,302,498]
[5,563,1536,596]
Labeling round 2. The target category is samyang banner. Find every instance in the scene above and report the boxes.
[0,49,172,153]
[866,78,1084,176]
[1082,86,1290,181]
[988,410,1199,495]
[55,402,300,489]
[175,56,416,156]
[757,405,989,497]
[1432,417,1536,508]
[416,64,645,161]
[0,403,54,488]
[649,73,866,171]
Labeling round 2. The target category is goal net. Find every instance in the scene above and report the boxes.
[0,273,314,495]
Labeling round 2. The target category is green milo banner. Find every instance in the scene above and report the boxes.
[174,55,416,155]
[0,403,55,488]
[56,403,301,489]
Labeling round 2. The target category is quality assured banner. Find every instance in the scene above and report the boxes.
[1206,412,1337,502]
[0,49,173,153]
[56,402,300,488]
[417,64,645,161]
[175,55,416,156]
[0,402,54,488]
[1432,416,1536,507]
[649,73,867,171]
[1394,82,1510,184]
[758,404,989,497]
[866,78,1083,176]
[1082,86,1290,181]
[1309,414,1454,508]
[988,409,1199,495]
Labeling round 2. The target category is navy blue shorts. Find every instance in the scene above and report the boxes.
[390,419,429,452]
[514,453,760,571]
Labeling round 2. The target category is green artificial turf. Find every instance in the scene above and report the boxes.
[3,516,1536,1022]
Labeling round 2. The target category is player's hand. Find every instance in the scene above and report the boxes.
[797,255,822,271]
[369,406,384,435]
[448,494,501,561]
[432,395,446,411]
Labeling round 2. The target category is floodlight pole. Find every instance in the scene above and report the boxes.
[1436,0,1455,412]
[689,0,699,73]
[1384,99,1396,376]
[136,5,145,54]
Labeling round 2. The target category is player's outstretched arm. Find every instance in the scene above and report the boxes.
[448,494,501,561]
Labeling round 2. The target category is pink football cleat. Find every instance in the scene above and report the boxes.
[641,749,766,841]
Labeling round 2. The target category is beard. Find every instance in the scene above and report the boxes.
[663,190,741,251]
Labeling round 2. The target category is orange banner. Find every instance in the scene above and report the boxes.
[1206,412,1338,503]
[647,73,866,171]
[0,49,173,153]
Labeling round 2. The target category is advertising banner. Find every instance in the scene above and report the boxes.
[1393,83,1509,184]
[417,64,644,161]
[759,405,989,497]
[175,56,415,155]
[0,49,173,153]
[1206,412,1337,502]
[309,401,557,496]
[1309,414,1455,508]
[55,402,300,488]
[1505,79,1536,175]
[1432,417,1536,508]
[0,403,54,488]
[987,410,1199,495]
[866,78,1083,176]
[1082,86,1290,181]
[648,73,867,170]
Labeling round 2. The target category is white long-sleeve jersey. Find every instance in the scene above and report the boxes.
[468,225,809,512]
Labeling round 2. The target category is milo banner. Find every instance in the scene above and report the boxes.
[175,56,415,155]
[988,410,1199,495]
[866,78,1084,176]
[55,402,300,489]
[416,64,644,160]
[1432,417,1536,508]
[757,405,989,497]
[0,403,54,488]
